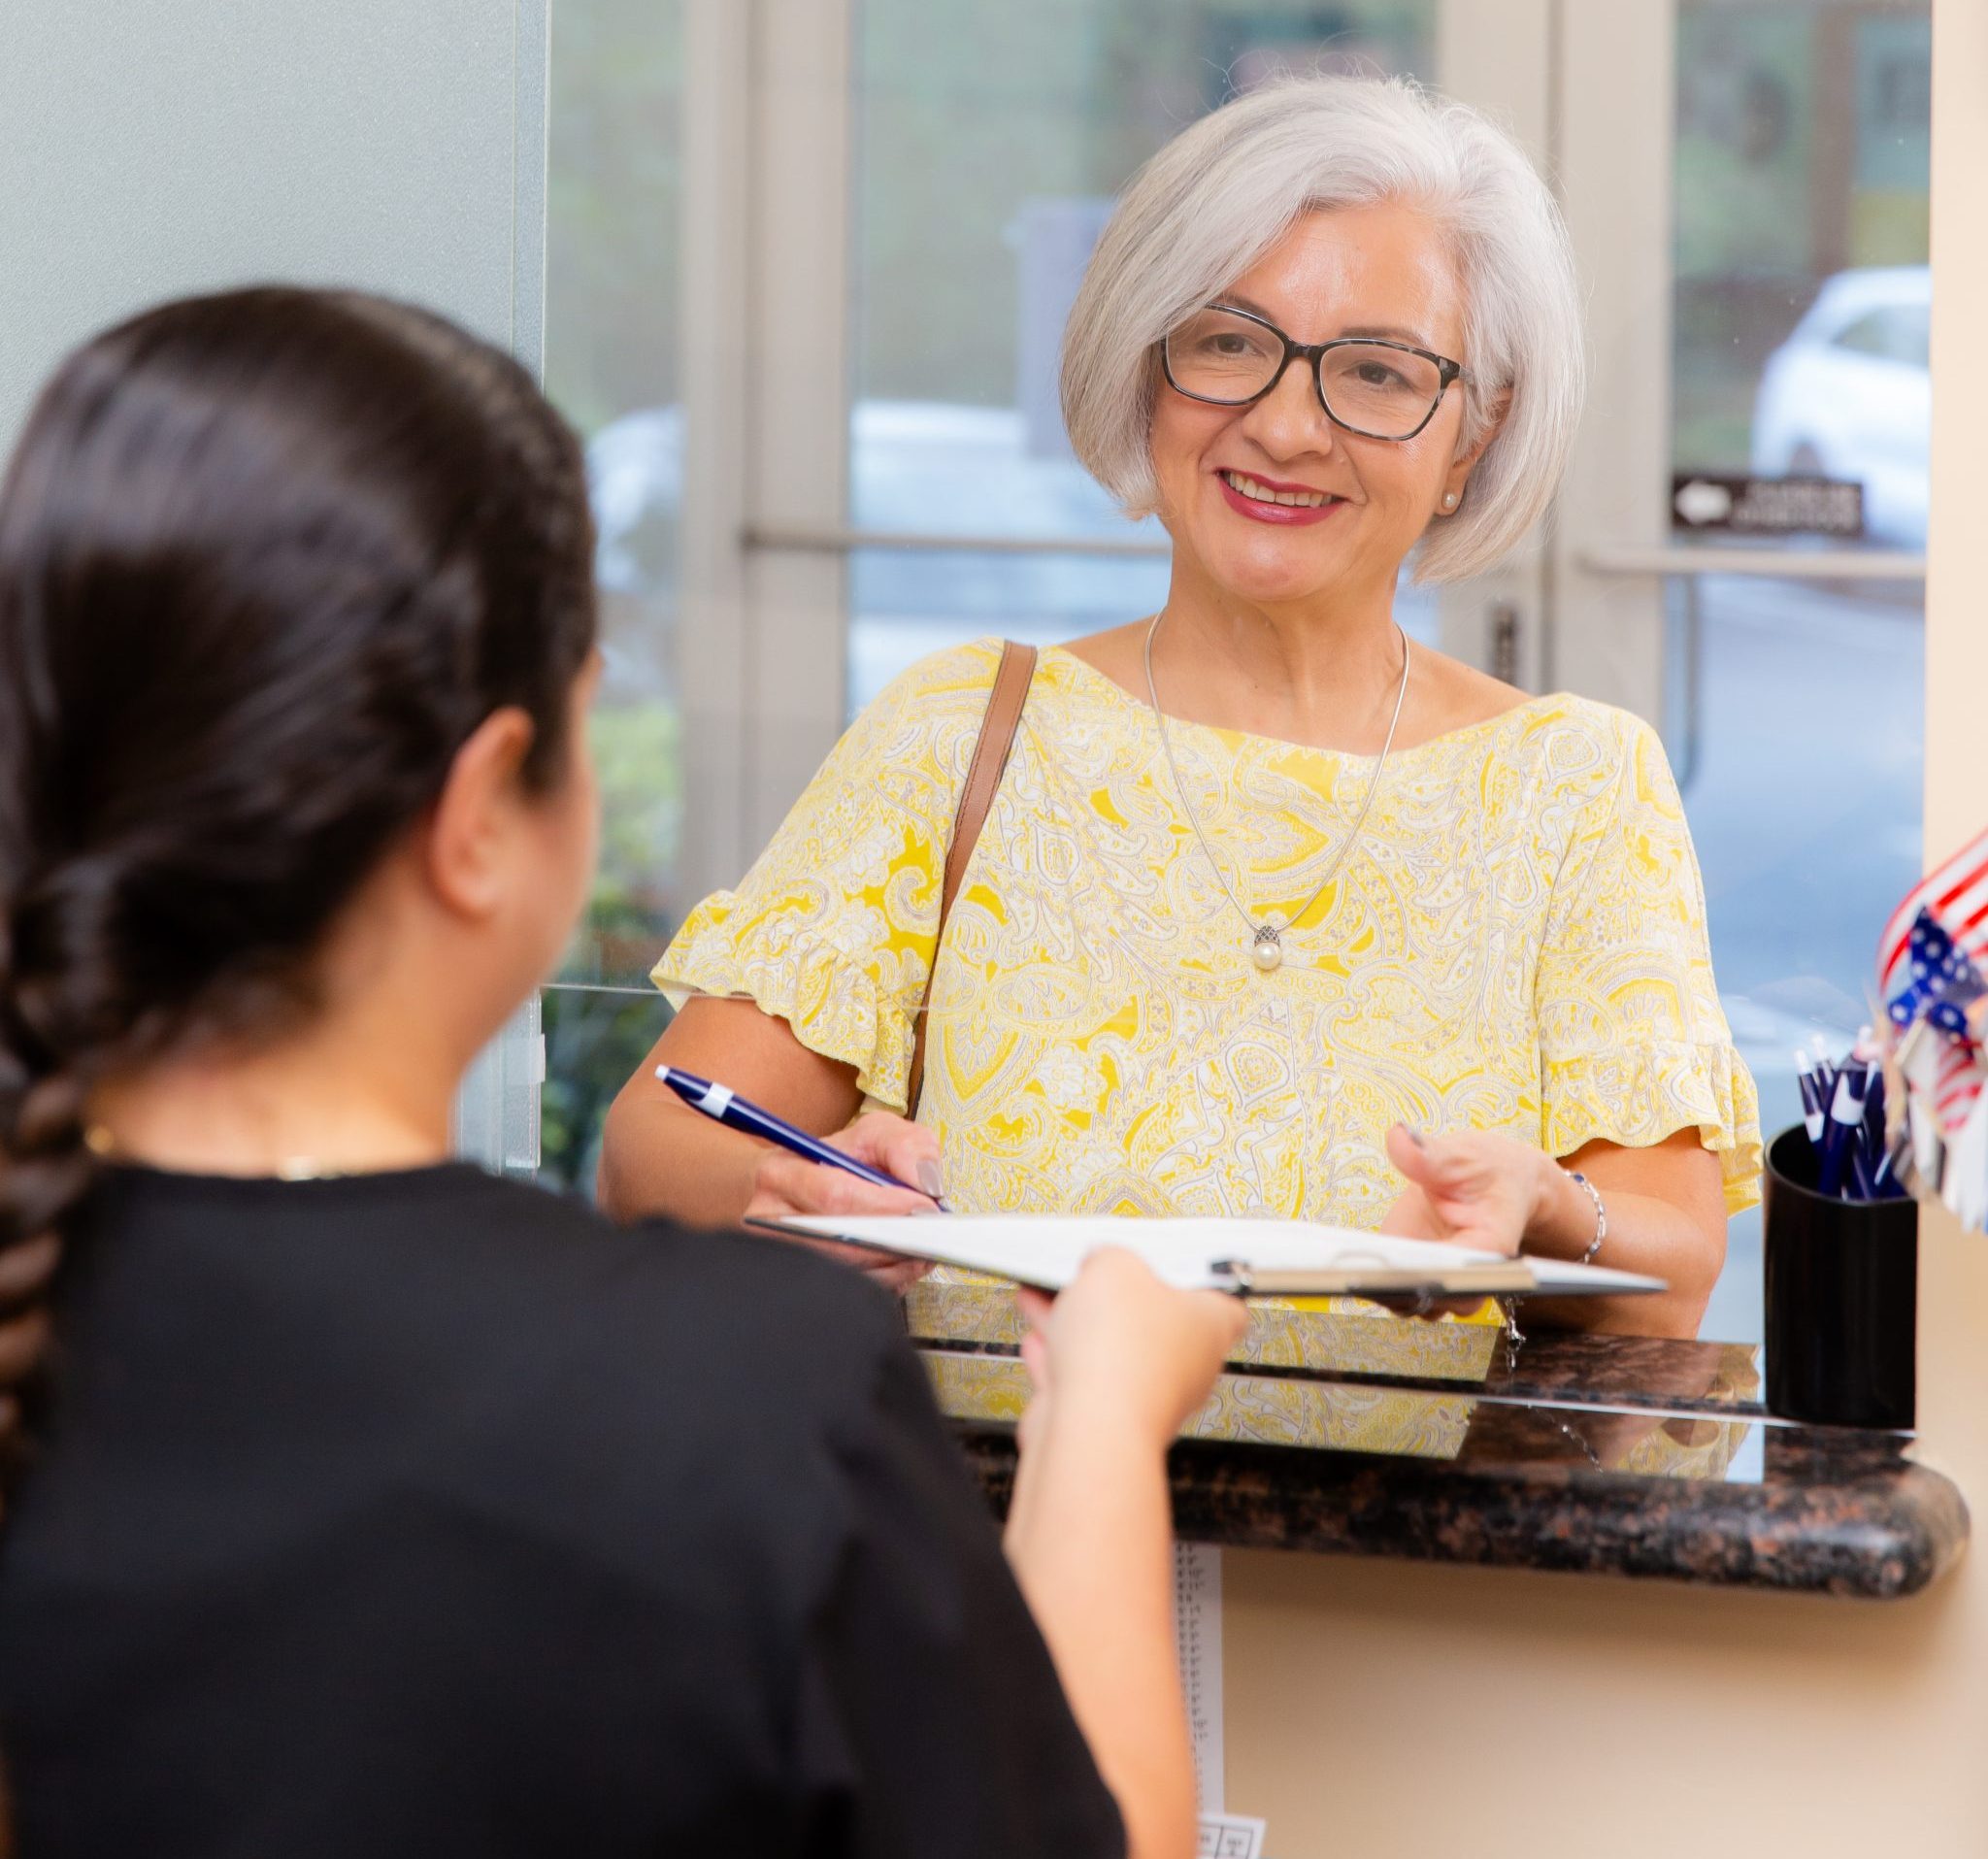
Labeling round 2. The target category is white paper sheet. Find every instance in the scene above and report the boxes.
[1175,1543,1223,1812]
[1175,1547,1271,1856]
[777,1212,1665,1297]
[1198,1814,1267,1858]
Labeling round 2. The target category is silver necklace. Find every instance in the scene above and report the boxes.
[1143,612,1410,973]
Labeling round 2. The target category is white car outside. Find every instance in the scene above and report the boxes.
[1749,265,1930,547]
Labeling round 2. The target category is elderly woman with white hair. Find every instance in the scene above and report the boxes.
[604,74,1762,1339]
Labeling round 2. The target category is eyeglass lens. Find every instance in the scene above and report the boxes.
[1165,307,1444,438]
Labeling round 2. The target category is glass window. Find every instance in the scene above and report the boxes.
[1671,0,1928,1342]
[848,0,1439,715]
[1833,303,1928,364]
[1890,302,1931,367]
[539,0,684,1193]
[1834,309,1895,356]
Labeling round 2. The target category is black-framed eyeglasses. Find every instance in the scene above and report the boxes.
[1160,303,1469,442]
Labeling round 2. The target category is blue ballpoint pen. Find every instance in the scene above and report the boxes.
[655,1066,948,1210]
[1861,1067,1887,1159]
[1818,1060,1868,1199]
[1871,1127,1912,1199]
[1794,1054,1825,1149]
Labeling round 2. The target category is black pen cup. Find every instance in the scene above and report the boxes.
[1762,1126,1917,1429]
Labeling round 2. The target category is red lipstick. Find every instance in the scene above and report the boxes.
[1215,469,1343,527]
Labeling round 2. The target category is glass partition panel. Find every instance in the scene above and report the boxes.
[535,3,1929,1328]
[1671,0,1929,1340]
[540,0,684,1192]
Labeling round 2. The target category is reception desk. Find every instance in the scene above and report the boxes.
[907,1282,1969,1600]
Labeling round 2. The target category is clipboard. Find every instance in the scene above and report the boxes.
[763,1213,1667,1300]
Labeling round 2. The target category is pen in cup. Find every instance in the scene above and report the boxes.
[1795,1053,1825,1146]
[1818,1058,1869,1199]
[1870,1127,1911,1199]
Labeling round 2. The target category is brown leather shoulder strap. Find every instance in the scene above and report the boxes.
[906,641,1036,1117]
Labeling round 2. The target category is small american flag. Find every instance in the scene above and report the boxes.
[1876,831,1988,1145]
[1885,910,1987,1039]
[1881,830,1988,1141]
[1936,1038,1984,1136]
[1878,823,1988,1001]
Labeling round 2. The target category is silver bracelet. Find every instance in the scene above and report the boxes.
[1565,1168,1607,1264]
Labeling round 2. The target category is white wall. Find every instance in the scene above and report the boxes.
[0,0,546,451]
[0,0,550,1166]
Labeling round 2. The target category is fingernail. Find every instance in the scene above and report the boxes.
[916,1159,945,1200]
[1399,1123,1426,1149]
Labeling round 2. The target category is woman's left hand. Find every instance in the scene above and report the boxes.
[1378,1122,1550,1256]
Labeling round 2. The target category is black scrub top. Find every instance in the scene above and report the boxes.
[0,1164,1123,1859]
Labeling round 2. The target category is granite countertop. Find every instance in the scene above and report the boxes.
[904,1282,1969,1600]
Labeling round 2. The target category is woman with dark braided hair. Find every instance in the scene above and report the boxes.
[0,287,1242,1859]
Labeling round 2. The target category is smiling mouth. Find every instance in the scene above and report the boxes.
[1219,469,1341,509]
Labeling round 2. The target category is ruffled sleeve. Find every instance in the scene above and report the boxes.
[1534,710,1764,1213]
[653,641,1006,1112]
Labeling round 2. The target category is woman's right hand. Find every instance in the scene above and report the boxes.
[1014,1249,1246,1453]
[741,1110,944,1294]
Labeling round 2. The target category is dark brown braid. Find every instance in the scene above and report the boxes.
[0,287,597,1503]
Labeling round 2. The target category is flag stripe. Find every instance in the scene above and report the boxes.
[1878,825,1988,980]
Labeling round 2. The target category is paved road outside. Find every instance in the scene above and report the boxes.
[1683,575,1922,1344]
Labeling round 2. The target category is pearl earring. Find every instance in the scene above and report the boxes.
[1441,492,1457,510]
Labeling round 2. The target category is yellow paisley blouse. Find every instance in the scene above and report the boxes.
[656,638,1763,1228]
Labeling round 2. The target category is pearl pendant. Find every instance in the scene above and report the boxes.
[1250,925,1283,972]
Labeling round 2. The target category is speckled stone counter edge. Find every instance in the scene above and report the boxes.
[950,1426,1971,1601]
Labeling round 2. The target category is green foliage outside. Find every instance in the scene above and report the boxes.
[578,699,681,961]
[1673,4,1930,472]
[541,986,669,1193]
[537,700,681,1192]
[545,0,682,438]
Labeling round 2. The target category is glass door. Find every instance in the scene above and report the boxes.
[1565,0,1929,1338]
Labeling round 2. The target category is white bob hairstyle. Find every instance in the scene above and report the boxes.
[1061,74,1585,584]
